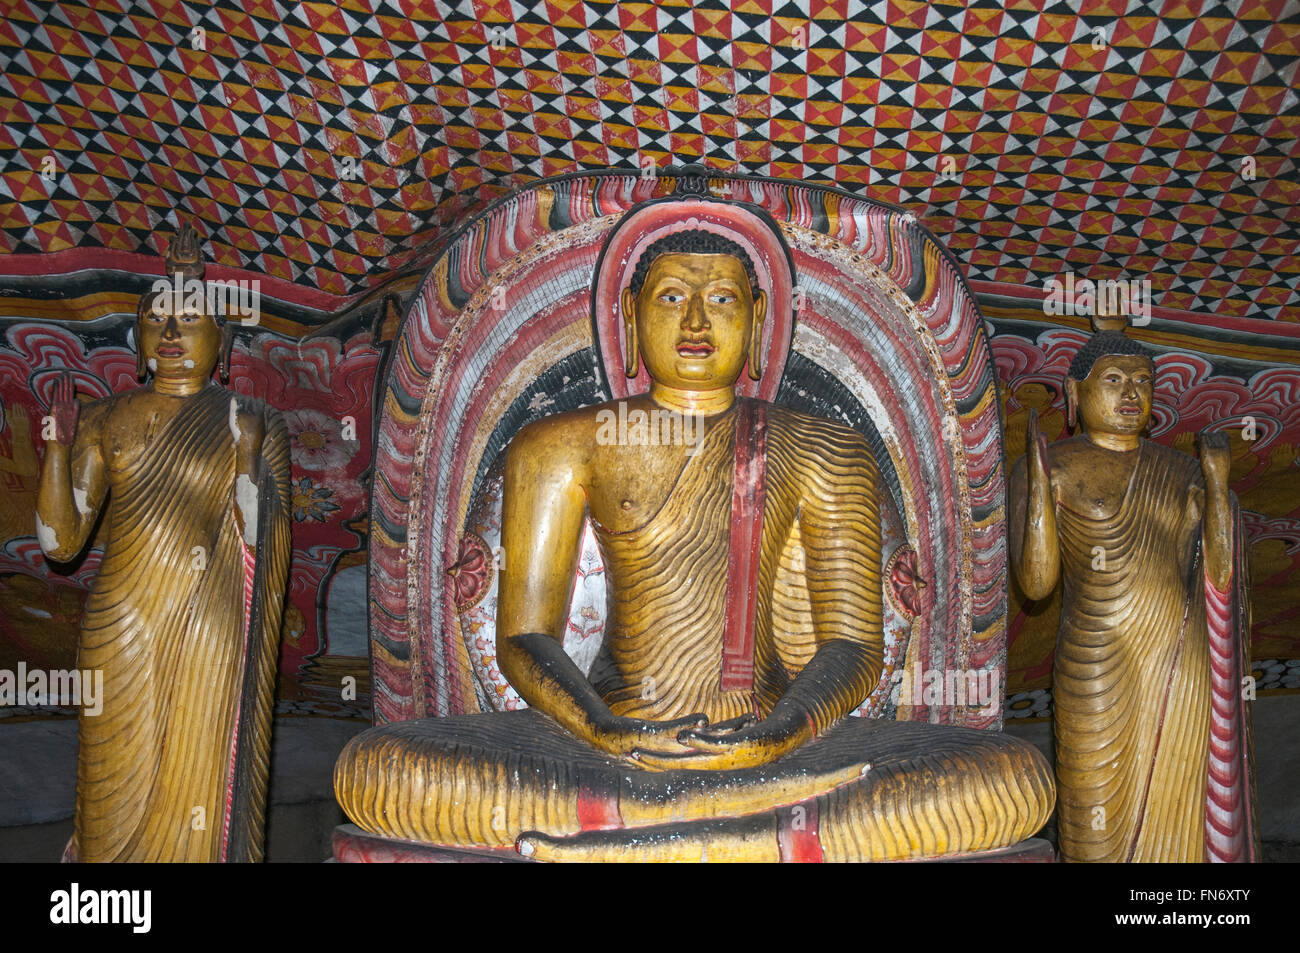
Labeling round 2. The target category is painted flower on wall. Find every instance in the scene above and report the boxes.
[291,476,340,522]
[886,545,926,619]
[283,408,353,472]
[446,533,492,611]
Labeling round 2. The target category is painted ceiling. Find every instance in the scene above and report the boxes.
[0,0,1297,320]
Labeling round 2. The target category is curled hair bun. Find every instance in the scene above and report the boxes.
[1067,331,1154,382]
[628,230,760,299]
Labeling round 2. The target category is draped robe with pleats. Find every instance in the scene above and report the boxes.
[71,383,290,862]
[1053,441,1254,862]
[588,398,884,724]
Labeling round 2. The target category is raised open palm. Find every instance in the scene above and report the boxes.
[48,372,79,446]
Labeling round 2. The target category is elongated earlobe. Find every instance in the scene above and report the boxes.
[1065,378,1077,431]
[135,298,149,381]
[218,324,234,384]
[747,290,768,381]
[620,287,639,379]
[623,316,638,379]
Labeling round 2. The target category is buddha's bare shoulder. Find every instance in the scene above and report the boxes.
[97,383,228,426]
[1040,435,1096,473]
[1026,437,1118,493]
[514,401,622,438]
[77,392,120,422]
[81,386,148,434]
[505,402,607,472]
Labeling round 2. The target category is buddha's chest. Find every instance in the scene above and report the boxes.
[586,442,727,534]
[1052,452,1140,521]
[100,395,230,486]
[1058,479,1127,522]
[100,399,182,472]
[1054,451,1202,564]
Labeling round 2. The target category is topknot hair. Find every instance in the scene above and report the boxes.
[628,230,759,299]
[1067,331,1155,382]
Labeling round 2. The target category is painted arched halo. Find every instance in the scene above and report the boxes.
[592,196,795,402]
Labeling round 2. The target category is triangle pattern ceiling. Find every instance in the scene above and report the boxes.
[0,0,1296,318]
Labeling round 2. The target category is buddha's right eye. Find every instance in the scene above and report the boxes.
[658,291,684,303]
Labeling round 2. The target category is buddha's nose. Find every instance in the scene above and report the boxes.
[683,294,708,331]
[162,315,181,338]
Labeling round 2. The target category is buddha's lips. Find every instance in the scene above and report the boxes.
[676,341,715,357]
[155,344,185,358]
[1117,405,1142,415]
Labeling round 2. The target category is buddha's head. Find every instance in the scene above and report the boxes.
[1065,331,1155,438]
[136,223,230,388]
[619,230,767,391]
[1012,381,1058,413]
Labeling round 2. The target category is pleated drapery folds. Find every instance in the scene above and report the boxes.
[1053,441,1254,862]
[72,384,290,862]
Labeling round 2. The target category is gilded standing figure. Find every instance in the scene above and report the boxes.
[35,225,291,862]
[1009,329,1256,862]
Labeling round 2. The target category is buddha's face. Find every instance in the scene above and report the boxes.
[621,252,766,390]
[1015,382,1055,412]
[140,295,221,382]
[1072,355,1154,437]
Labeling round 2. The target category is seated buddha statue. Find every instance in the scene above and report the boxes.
[335,197,1055,862]
[1009,325,1257,862]
[35,224,292,862]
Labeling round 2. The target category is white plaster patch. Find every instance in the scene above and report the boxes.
[147,358,158,372]
[34,514,60,553]
[235,474,257,545]
[228,398,241,444]
[182,359,195,369]
[72,487,91,517]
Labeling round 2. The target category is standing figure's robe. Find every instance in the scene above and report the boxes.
[1053,441,1256,862]
[71,384,291,862]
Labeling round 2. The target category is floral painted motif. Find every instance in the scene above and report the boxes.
[446,533,493,612]
[884,545,925,620]
[283,408,353,472]
[291,476,340,522]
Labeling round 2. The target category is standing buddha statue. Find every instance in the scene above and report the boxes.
[1009,324,1257,862]
[34,224,292,862]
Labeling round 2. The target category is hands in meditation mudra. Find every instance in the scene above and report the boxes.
[335,192,1055,861]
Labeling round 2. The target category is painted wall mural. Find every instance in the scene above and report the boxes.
[0,1,1296,320]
